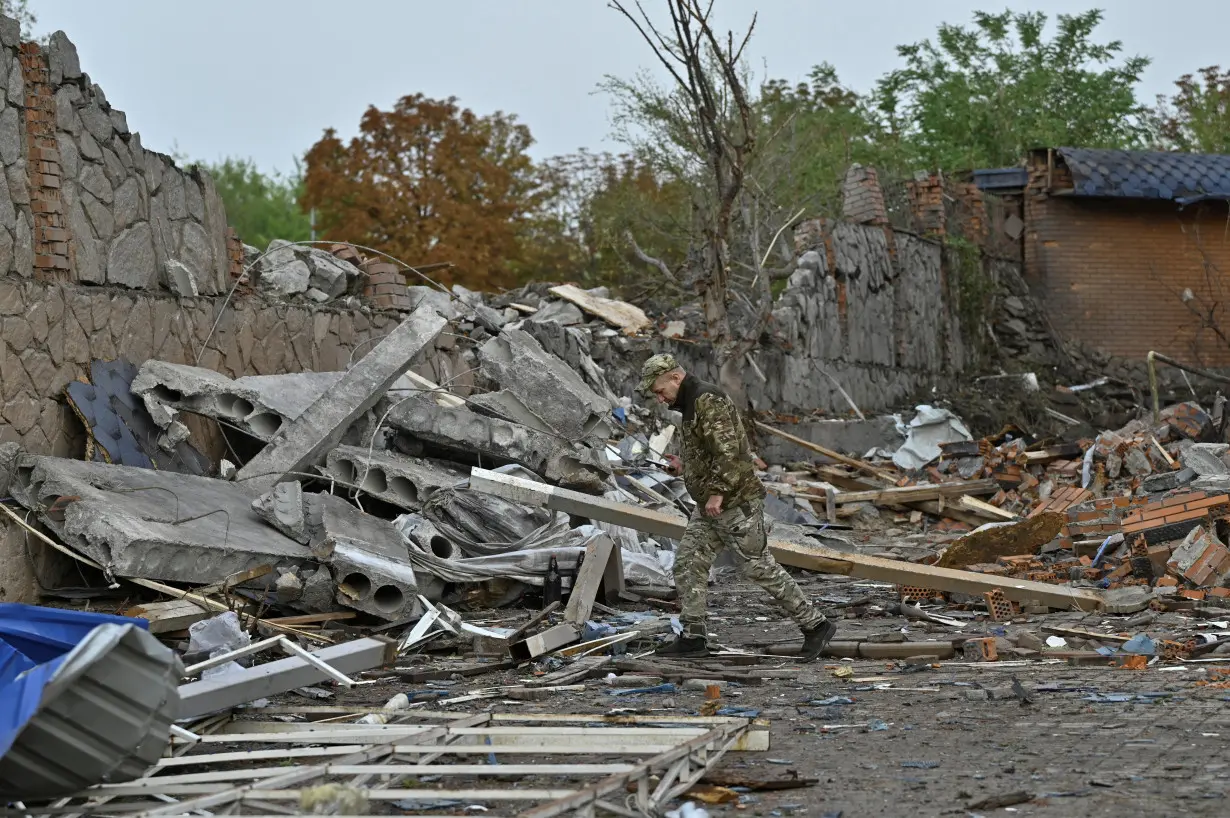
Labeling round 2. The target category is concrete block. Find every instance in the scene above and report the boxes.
[387,396,610,493]
[324,445,467,510]
[324,541,422,621]
[478,327,612,442]
[237,307,447,493]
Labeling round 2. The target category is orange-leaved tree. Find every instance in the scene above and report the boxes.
[301,94,549,291]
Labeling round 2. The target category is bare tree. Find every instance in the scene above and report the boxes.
[609,0,792,405]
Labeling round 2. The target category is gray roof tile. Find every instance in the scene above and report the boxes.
[1058,147,1230,200]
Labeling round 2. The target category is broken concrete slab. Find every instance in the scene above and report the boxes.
[1142,467,1196,493]
[1180,443,1230,477]
[322,542,422,621]
[387,396,611,493]
[302,246,361,299]
[478,327,613,442]
[304,493,421,621]
[10,456,314,584]
[324,445,467,510]
[467,390,557,435]
[131,360,289,440]
[406,286,457,320]
[251,480,307,541]
[237,307,447,493]
[528,299,584,326]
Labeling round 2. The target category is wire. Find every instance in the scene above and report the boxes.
[196,240,471,366]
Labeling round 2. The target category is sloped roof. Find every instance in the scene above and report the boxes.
[1057,147,1230,202]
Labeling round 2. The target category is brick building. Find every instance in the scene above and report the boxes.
[982,148,1230,367]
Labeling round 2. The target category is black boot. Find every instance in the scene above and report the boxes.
[800,620,836,662]
[654,634,710,658]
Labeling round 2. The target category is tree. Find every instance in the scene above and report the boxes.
[1153,66,1230,154]
[301,94,548,291]
[875,9,1151,170]
[204,157,311,250]
[609,1,800,405]
[758,63,905,220]
[534,150,692,294]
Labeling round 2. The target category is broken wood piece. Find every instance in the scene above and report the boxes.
[754,422,897,481]
[237,306,448,492]
[956,494,1018,521]
[833,479,998,505]
[810,466,992,526]
[262,612,357,626]
[392,660,516,683]
[125,598,213,634]
[527,655,613,687]
[548,283,651,334]
[565,535,616,624]
[506,600,561,644]
[508,623,580,662]
[1040,626,1131,644]
[470,468,1104,611]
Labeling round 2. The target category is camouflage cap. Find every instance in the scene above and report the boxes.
[638,353,680,394]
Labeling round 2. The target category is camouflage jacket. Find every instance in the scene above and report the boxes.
[674,375,764,508]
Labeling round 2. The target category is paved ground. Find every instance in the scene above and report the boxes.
[310,571,1230,817]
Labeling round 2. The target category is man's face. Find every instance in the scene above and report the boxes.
[651,370,683,406]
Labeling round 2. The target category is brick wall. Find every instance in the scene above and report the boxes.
[1024,171,1230,366]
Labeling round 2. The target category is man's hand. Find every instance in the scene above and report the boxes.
[664,454,683,476]
[704,494,724,517]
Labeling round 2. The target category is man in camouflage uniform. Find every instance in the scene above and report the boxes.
[638,353,836,660]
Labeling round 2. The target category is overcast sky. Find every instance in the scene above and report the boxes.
[29,1,1230,176]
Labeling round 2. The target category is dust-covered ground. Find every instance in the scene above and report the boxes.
[287,568,1230,818]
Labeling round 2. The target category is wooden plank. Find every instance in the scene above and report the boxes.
[391,660,515,684]
[833,479,998,505]
[263,612,357,626]
[1040,626,1131,644]
[470,468,1104,611]
[754,421,897,481]
[810,466,995,526]
[564,535,615,624]
[548,284,651,333]
[124,599,212,634]
[957,495,1019,521]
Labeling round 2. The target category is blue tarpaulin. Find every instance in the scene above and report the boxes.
[0,604,149,758]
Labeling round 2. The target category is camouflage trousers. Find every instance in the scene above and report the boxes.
[675,496,826,640]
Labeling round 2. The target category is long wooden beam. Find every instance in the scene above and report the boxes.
[469,469,1103,611]
[754,421,897,481]
[832,479,998,505]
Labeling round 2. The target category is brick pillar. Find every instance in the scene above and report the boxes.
[360,257,411,310]
[953,182,989,244]
[18,43,69,281]
[225,227,244,279]
[841,164,888,225]
[905,172,946,236]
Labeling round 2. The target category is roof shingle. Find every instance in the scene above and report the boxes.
[1058,147,1230,202]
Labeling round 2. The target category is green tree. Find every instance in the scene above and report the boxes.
[1153,66,1230,154]
[203,157,311,250]
[759,63,906,216]
[875,9,1151,169]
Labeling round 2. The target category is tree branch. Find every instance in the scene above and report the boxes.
[625,229,678,283]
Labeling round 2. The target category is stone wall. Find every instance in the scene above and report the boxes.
[0,19,232,293]
[0,277,473,602]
